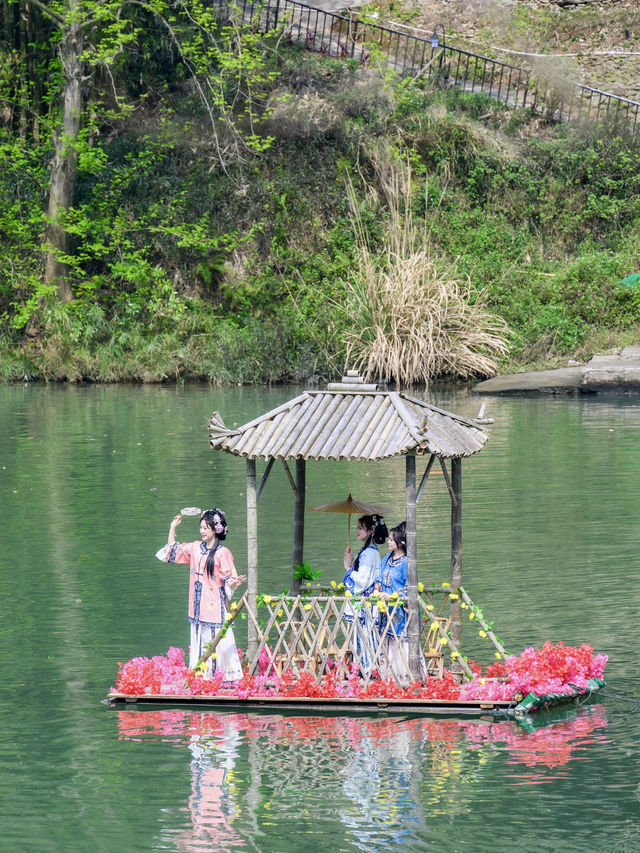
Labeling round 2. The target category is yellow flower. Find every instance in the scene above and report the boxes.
[303,603,312,610]
[461,603,469,609]
[418,582,424,593]
[451,651,459,659]
[338,583,344,590]
[390,591,398,600]
[345,591,352,598]
[440,638,448,646]
[210,653,217,660]
[441,582,450,588]
[377,600,387,612]
[276,609,283,618]
[479,630,487,638]
[230,602,238,610]
[495,652,502,659]
[263,595,272,604]
[426,604,434,611]
[330,581,337,589]
[469,612,475,620]
[479,678,486,685]
[449,594,459,600]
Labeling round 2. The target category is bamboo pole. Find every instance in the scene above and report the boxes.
[450,458,462,651]
[290,458,306,594]
[458,586,508,656]
[195,599,246,669]
[256,457,275,500]
[406,452,420,681]
[416,453,436,504]
[246,458,259,671]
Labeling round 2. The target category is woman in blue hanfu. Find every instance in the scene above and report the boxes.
[343,514,388,676]
[379,522,410,681]
[379,521,426,682]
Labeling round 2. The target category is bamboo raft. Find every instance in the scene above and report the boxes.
[106,688,604,717]
[108,375,606,718]
[106,586,605,717]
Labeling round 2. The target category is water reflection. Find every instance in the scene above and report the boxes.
[116,705,609,848]
[119,711,245,850]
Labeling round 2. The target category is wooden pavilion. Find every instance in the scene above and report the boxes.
[208,372,491,683]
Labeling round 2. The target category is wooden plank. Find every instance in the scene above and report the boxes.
[107,691,515,712]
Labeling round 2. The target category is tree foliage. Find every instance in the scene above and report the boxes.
[0,0,281,310]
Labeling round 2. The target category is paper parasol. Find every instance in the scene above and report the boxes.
[308,493,390,546]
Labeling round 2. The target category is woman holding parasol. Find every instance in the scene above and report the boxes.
[342,513,388,676]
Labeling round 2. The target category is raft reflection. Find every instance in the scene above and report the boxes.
[116,706,609,847]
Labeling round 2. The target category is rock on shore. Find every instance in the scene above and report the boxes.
[473,347,640,395]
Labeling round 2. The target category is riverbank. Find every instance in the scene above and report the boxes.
[4,331,640,387]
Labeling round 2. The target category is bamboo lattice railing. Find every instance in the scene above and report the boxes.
[235,588,474,685]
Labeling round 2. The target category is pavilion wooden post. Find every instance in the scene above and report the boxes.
[450,458,463,652]
[405,452,421,681]
[290,458,306,594]
[246,458,259,669]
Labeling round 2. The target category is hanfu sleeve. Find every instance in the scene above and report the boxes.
[215,547,239,600]
[214,547,237,581]
[350,547,381,594]
[155,541,195,564]
[399,557,408,594]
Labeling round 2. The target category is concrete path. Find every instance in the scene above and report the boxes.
[472,347,640,395]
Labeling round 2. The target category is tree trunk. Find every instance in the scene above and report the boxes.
[44,12,83,303]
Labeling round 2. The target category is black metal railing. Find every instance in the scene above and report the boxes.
[212,0,640,130]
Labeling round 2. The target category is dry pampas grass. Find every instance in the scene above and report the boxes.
[344,157,510,386]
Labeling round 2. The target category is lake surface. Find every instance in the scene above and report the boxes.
[2,383,640,851]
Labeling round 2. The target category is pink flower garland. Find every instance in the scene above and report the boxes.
[461,641,607,702]
[113,640,607,702]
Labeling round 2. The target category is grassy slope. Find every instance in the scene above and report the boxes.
[2,17,640,382]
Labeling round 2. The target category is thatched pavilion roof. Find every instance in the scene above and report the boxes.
[208,382,488,461]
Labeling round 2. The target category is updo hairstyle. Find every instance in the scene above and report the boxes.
[389,521,407,553]
[200,507,229,579]
[358,514,389,546]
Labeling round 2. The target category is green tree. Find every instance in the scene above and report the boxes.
[1,0,279,307]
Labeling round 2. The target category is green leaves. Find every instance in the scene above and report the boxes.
[293,561,323,583]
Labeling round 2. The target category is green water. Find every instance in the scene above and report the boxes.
[2,384,640,852]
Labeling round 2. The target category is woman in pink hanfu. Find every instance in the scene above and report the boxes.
[156,508,246,681]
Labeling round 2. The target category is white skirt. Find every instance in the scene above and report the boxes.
[189,622,243,681]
